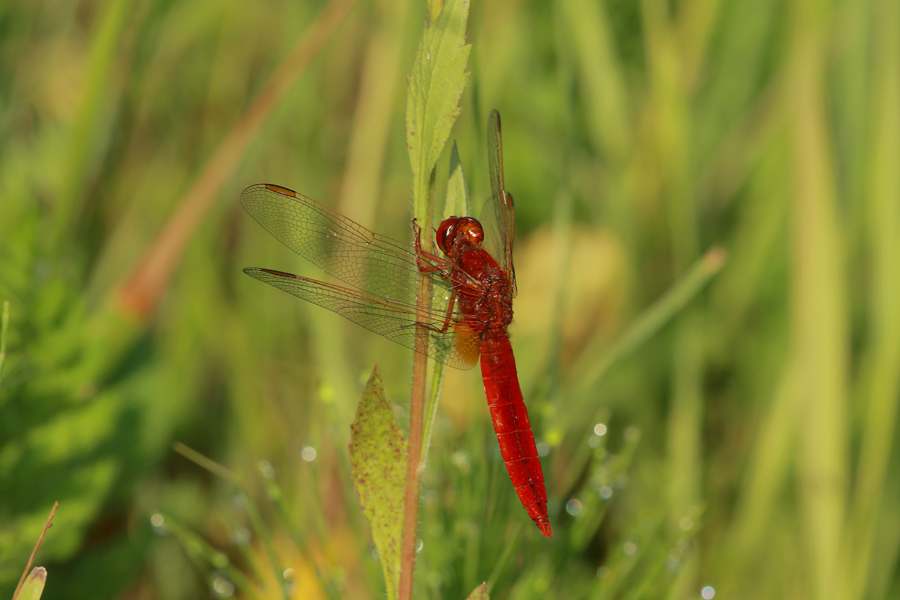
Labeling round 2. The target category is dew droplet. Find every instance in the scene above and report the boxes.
[258,460,275,478]
[150,513,168,535]
[301,446,317,462]
[536,442,550,457]
[593,423,607,436]
[624,426,641,443]
[701,586,715,599]
[211,572,234,598]
[231,526,250,545]
[319,382,336,403]
[283,568,296,596]
[451,450,471,473]
[565,498,583,516]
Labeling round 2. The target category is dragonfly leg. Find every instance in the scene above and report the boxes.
[437,291,457,334]
[398,290,458,334]
[412,220,450,274]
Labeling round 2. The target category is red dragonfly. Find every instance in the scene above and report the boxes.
[242,111,551,537]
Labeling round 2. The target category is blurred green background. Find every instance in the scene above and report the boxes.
[1,0,899,598]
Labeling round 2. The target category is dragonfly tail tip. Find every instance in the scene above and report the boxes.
[536,518,552,538]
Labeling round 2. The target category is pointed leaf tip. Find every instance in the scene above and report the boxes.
[19,568,48,600]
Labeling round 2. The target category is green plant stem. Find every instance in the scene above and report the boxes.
[399,187,435,600]
[0,300,9,391]
[12,502,57,600]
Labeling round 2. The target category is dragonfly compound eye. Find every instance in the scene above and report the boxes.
[436,217,461,256]
[456,217,484,248]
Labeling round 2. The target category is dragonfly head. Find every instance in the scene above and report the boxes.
[437,216,484,257]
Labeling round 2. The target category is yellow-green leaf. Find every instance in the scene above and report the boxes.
[406,0,471,221]
[445,141,470,219]
[465,582,489,600]
[349,366,408,600]
[18,567,47,600]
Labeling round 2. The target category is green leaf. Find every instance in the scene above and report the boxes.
[445,141,470,219]
[160,514,256,595]
[349,366,408,600]
[0,299,8,391]
[18,567,47,600]
[465,582,489,600]
[406,0,471,221]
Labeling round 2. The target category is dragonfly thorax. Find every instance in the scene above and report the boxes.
[455,251,514,334]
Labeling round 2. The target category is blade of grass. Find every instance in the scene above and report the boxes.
[116,0,356,319]
[558,0,629,163]
[336,0,412,225]
[555,247,727,436]
[788,4,849,597]
[51,0,128,251]
[841,1,900,597]
[161,514,261,600]
[713,363,797,596]
[484,527,519,592]
[172,443,290,600]
[0,300,9,391]
[259,470,343,600]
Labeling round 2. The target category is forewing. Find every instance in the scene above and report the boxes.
[486,111,517,295]
[244,268,479,370]
[241,184,453,306]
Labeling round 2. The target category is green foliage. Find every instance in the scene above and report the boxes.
[406,0,471,221]
[445,143,471,219]
[0,0,898,598]
[0,301,8,390]
[349,367,407,600]
[466,582,488,600]
[17,568,47,600]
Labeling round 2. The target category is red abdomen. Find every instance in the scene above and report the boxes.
[480,333,551,537]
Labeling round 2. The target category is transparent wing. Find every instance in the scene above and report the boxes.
[486,110,517,296]
[241,183,457,307]
[244,268,479,370]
